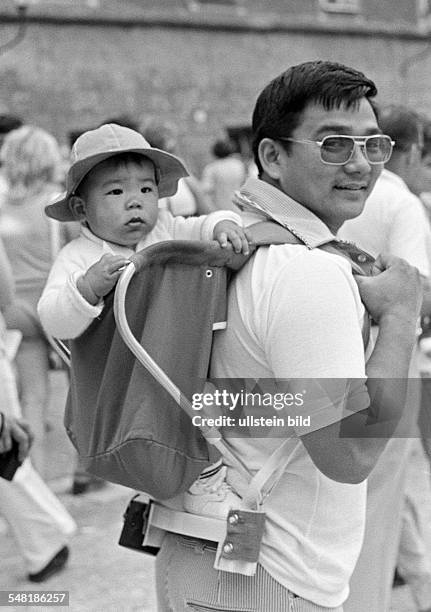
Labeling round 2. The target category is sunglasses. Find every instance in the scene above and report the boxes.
[278,134,395,166]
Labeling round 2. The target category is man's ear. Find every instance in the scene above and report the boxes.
[69,195,87,221]
[258,138,284,180]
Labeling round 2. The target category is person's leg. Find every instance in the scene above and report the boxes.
[155,533,343,612]
[396,439,431,612]
[346,359,423,612]
[345,438,411,612]
[71,452,106,495]
[0,460,76,574]
[418,374,431,463]
[0,354,76,575]
[14,336,50,475]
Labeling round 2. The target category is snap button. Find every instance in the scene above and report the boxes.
[228,513,239,525]
[357,254,367,263]
[205,269,213,278]
[223,542,234,554]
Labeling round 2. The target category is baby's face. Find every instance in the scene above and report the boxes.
[79,156,159,248]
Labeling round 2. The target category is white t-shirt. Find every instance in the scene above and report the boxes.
[211,242,368,607]
[339,169,430,276]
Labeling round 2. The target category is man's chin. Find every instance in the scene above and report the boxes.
[338,192,368,215]
[333,198,367,230]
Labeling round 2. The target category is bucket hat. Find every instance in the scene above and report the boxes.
[45,123,189,222]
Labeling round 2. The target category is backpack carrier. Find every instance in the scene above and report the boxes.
[59,221,376,575]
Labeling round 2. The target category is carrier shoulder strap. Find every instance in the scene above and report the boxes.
[244,221,376,348]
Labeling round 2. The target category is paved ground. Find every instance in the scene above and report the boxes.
[0,370,430,611]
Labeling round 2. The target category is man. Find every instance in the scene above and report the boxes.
[340,106,431,612]
[154,61,422,611]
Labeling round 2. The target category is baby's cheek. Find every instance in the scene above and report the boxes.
[147,207,160,230]
[145,216,158,234]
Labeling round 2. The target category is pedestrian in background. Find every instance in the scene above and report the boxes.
[0,236,75,582]
[141,119,212,216]
[0,125,76,475]
[201,138,246,212]
[340,104,431,612]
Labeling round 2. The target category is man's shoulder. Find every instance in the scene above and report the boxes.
[247,243,354,287]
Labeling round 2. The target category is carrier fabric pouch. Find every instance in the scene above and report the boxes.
[65,244,229,500]
[65,231,374,503]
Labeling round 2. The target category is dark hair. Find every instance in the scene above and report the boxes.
[212,139,234,159]
[252,60,378,174]
[0,114,23,135]
[376,105,422,154]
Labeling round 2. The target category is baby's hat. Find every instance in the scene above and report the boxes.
[45,123,189,222]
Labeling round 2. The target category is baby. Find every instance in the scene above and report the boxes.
[38,123,244,517]
[38,123,250,339]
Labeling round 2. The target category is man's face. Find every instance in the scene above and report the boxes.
[274,99,382,233]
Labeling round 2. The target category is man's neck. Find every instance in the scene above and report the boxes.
[259,175,342,234]
[237,177,336,248]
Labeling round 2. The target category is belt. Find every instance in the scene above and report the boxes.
[174,533,218,551]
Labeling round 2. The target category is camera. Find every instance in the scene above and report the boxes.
[118,494,159,556]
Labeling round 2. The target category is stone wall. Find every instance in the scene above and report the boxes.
[0,16,430,174]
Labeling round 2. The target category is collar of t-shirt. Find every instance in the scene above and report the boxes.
[233,177,338,249]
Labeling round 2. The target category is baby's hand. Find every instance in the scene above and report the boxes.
[213,220,252,255]
[77,254,130,305]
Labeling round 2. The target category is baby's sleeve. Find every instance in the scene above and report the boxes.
[37,244,103,340]
[159,209,243,241]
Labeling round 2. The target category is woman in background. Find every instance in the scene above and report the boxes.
[0,125,77,475]
[0,236,75,582]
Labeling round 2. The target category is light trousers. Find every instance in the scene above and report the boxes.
[396,440,431,610]
[0,354,76,574]
[345,362,428,612]
[0,460,76,573]
[14,336,50,475]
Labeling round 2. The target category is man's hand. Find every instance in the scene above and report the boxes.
[77,254,130,306]
[0,413,34,462]
[355,254,422,325]
[213,220,252,256]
